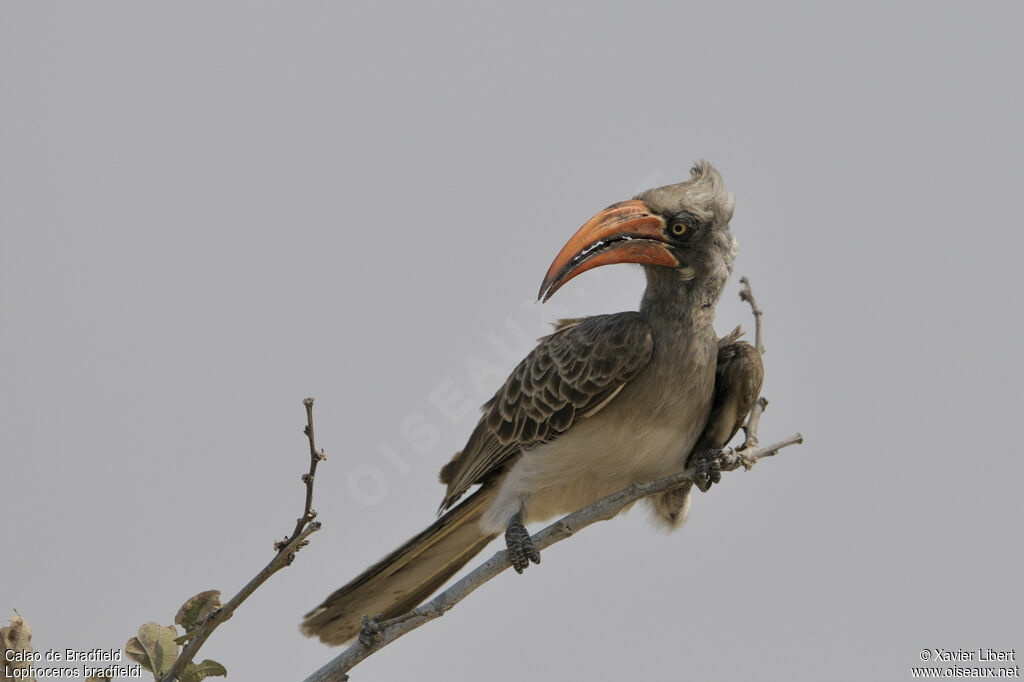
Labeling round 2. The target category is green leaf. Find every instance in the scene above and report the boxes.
[175,590,222,632]
[126,622,179,678]
[179,659,228,682]
[125,637,151,672]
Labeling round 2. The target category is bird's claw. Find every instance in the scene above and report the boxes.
[692,448,723,492]
[358,613,385,647]
[505,517,540,574]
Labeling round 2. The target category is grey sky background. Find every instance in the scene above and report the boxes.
[2,3,1021,681]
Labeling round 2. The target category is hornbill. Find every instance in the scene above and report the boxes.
[302,160,763,645]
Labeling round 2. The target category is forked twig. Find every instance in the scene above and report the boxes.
[161,399,325,682]
[739,276,764,355]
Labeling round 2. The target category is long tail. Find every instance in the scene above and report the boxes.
[301,484,498,645]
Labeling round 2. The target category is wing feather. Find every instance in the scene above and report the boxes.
[439,312,653,510]
[693,338,764,452]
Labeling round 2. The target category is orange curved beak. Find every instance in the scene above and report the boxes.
[538,200,675,302]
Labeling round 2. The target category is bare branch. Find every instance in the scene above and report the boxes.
[301,432,804,682]
[287,398,326,546]
[737,276,767,449]
[741,397,769,450]
[738,276,764,355]
[161,399,325,682]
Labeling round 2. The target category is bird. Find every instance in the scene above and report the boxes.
[302,160,764,645]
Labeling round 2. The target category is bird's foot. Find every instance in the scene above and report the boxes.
[691,448,723,493]
[505,514,540,574]
[358,614,385,647]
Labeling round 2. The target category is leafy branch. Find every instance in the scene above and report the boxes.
[132,399,326,682]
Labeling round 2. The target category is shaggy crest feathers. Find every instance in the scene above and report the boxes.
[634,159,736,226]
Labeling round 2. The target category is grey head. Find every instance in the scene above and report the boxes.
[538,160,737,308]
[633,160,737,301]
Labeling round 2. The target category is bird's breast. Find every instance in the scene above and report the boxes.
[482,332,717,532]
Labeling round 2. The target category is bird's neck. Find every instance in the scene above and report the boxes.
[639,266,721,337]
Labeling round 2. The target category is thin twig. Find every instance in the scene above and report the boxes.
[161,399,325,682]
[742,397,769,450]
[739,276,764,355]
[738,276,767,449]
[301,433,804,682]
[288,398,326,545]
[164,525,320,681]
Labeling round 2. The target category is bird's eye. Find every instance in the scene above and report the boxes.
[670,221,688,236]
